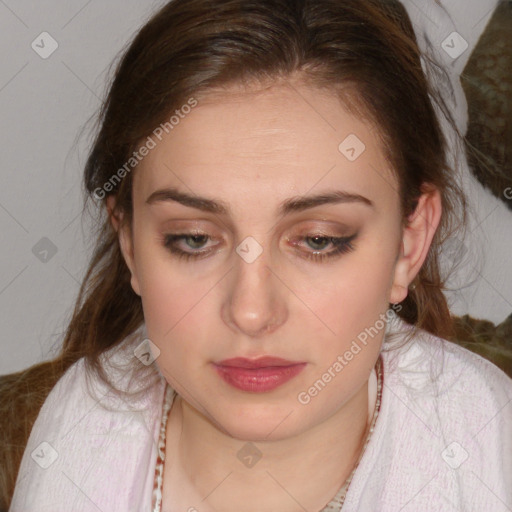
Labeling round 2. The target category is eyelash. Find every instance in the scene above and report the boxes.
[162,232,357,262]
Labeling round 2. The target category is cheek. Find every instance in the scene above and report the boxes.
[140,271,210,342]
[133,239,207,343]
[292,241,397,342]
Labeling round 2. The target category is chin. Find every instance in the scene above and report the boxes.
[209,404,306,442]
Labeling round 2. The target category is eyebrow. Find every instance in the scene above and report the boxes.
[145,187,374,216]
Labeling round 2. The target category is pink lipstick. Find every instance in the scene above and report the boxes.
[213,356,306,393]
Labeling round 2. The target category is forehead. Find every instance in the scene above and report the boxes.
[133,82,398,213]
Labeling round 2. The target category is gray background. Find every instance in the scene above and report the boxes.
[1,0,511,375]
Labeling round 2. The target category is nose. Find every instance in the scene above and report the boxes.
[221,249,288,338]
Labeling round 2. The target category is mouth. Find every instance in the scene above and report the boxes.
[215,356,305,368]
[212,356,307,392]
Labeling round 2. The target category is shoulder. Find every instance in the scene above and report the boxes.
[369,319,512,509]
[54,326,165,412]
[383,318,512,405]
[21,329,165,440]
[344,320,512,511]
[381,318,512,437]
[9,327,167,512]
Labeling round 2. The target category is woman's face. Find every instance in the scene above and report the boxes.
[118,82,414,440]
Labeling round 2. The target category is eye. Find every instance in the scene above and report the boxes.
[290,233,357,262]
[162,233,219,260]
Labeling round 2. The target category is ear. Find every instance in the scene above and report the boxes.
[106,195,141,296]
[389,185,442,304]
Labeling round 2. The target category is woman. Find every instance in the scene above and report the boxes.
[5,0,512,511]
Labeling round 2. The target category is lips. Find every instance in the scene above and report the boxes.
[216,356,303,368]
[213,356,307,392]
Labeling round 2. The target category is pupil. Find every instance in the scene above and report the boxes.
[308,236,329,250]
[187,235,207,248]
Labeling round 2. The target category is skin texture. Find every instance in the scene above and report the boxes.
[109,81,442,511]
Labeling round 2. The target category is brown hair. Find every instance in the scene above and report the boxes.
[1,0,467,507]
